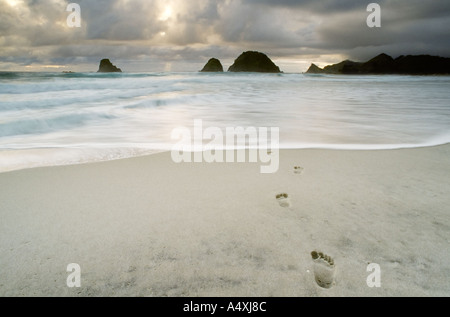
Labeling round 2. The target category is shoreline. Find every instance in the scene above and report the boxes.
[1,142,449,175]
[1,145,449,296]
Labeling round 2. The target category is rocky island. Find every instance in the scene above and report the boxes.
[228,51,281,73]
[97,59,122,73]
[200,58,224,72]
[306,54,450,75]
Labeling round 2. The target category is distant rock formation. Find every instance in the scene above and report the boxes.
[394,55,450,75]
[228,51,281,73]
[98,59,122,73]
[306,64,324,74]
[321,60,363,74]
[306,54,450,75]
[200,58,224,72]
[359,53,396,74]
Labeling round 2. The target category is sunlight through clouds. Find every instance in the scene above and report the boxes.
[0,0,449,72]
[159,5,173,21]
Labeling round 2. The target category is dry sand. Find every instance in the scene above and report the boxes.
[0,146,449,297]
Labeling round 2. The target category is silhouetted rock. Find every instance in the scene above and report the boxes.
[98,59,122,73]
[200,58,224,72]
[394,55,450,75]
[322,60,362,74]
[360,53,396,74]
[306,54,450,75]
[228,51,281,73]
[306,64,324,74]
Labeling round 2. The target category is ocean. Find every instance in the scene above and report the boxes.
[1,71,449,172]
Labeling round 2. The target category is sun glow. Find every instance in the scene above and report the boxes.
[6,0,21,7]
[159,6,172,21]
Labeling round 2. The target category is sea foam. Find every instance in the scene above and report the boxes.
[1,72,449,172]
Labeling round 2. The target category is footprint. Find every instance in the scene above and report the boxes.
[276,193,291,208]
[294,166,304,174]
[311,251,336,289]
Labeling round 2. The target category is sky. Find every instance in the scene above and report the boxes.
[1,0,449,72]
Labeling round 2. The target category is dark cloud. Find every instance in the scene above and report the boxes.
[246,0,365,12]
[0,0,449,72]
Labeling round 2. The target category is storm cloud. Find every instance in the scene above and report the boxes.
[0,0,449,72]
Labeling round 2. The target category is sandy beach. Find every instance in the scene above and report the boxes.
[0,145,449,297]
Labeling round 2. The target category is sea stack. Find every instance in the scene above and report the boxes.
[200,58,224,72]
[98,59,122,73]
[228,51,281,73]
